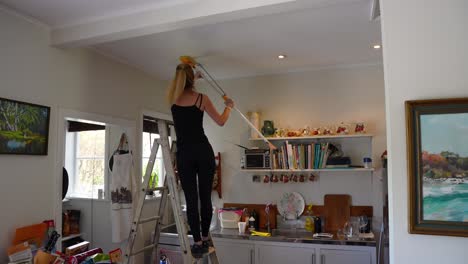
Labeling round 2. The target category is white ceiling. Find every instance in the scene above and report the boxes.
[95,1,382,79]
[0,0,382,80]
[0,0,193,28]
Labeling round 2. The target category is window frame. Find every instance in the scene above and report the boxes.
[140,110,174,198]
[66,127,109,200]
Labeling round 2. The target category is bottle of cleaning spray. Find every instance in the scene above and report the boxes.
[304,205,315,233]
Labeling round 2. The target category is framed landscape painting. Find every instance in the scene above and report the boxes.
[0,97,50,155]
[406,98,468,237]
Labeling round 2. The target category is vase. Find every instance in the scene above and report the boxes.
[248,112,260,138]
[261,120,276,137]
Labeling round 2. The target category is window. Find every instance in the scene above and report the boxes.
[142,132,163,189]
[65,121,106,199]
[141,115,175,195]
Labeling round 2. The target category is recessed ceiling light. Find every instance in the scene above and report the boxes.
[373,44,381,49]
[278,55,286,59]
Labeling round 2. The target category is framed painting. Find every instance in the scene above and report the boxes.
[406,98,468,237]
[0,97,50,155]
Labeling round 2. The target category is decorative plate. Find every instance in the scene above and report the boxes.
[278,192,305,220]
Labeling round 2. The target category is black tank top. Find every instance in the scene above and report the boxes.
[171,93,209,148]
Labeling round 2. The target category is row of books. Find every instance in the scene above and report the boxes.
[271,142,334,170]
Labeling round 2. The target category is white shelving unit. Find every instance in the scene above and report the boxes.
[246,133,374,173]
[249,133,373,141]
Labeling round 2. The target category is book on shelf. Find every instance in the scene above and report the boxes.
[271,141,339,170]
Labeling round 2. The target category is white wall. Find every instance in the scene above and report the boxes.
[380,0,468,263]
[0,8,167,261]
[200,65,386,223]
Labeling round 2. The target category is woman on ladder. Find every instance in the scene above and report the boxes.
[167,63,234,258]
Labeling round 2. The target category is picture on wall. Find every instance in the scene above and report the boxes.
[406,98,468,237]
[0,97,50,155]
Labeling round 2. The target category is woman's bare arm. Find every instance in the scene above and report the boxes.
[203,94,233,126]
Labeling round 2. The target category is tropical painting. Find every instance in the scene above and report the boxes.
[421,113,468,222]
[0,97,50,155]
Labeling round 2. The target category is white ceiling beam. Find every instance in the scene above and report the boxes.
[51,0,356,48]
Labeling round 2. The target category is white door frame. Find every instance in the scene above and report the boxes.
[54,108,135,250]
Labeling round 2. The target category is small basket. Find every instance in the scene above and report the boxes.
[218,209,242,229]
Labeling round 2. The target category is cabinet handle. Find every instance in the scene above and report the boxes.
[312,254,316,264]
[250,249,254,264]
[321,254,325,264]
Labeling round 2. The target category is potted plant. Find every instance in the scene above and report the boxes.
[143,165,159,196]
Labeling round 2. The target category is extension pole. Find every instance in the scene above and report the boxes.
[179,56,276,149]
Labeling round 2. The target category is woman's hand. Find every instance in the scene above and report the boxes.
[224,97,234,109]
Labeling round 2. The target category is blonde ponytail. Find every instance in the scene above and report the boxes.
[167,69,187,105]
[166,64,195,105]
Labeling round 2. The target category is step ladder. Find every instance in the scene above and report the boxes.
[124,119,219,264]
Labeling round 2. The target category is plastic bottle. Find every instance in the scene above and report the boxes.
[248,216,256,232]
[304,205,315,233]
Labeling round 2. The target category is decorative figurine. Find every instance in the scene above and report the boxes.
[301,126,311,136]
[311,128,321,135]
[355,122,366,133]
[275,128,285,137]
[261,120,276,137]
[336,122,349,135]
[322,127,332,135]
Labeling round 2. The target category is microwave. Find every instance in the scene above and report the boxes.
[244,149,270,169]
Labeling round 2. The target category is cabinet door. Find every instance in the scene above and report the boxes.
[257,244,316,264]
[214,240,254,264]
[320,249,371,264]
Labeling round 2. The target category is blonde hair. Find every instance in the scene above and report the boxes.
[167,64,195,104]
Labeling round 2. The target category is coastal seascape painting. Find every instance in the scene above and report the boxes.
[0,97,50,155]
[407,98,468,237]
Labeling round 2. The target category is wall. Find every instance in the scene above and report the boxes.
[0,8,167,261]
[379,0,468,263]
[200,65,386,225]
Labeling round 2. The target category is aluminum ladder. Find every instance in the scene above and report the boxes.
[124,119,219,264]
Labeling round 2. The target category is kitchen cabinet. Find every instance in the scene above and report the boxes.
[213,237,376,264]
[213,238,255,264]
[256,242,316,264]
[319,248,373,264]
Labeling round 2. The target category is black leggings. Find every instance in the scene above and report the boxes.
[176,143,215,242]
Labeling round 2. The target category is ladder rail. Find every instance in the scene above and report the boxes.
[158,120,193,263]
[124,120,219,264]
[125,140,160,260]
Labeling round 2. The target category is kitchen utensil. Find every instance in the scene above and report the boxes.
[278,192,305,220]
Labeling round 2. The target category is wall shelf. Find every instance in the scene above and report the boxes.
[241,168,374,173]
[249,134,373,141]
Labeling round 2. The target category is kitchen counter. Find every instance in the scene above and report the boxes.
[211,228,376,247]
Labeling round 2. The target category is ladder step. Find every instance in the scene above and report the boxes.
[145,186,167,192]
[137,216,160,224]
[161,223,176,230]
[129,244,156,257]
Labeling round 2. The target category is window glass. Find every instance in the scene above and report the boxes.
[142,132,163,189]
[69,130,106,198]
